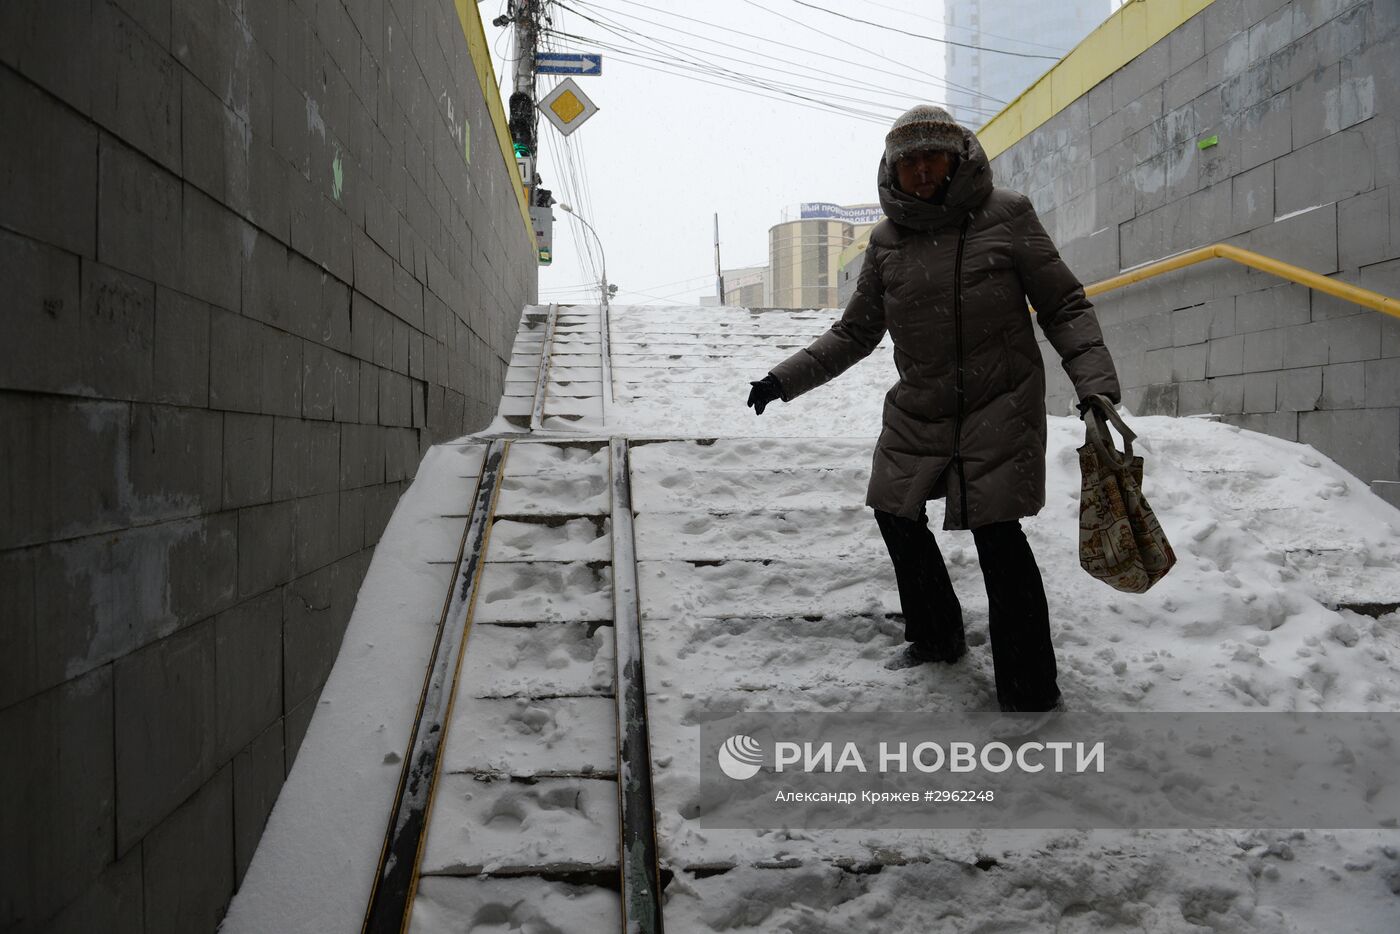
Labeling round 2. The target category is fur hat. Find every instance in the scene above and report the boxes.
[884,105,966,166]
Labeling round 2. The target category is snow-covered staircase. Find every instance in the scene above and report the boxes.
[233,302,1400,934]
[474,302,1400,928]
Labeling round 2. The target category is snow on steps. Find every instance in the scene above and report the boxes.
[229,303,1400,934]
[406,437,628,930]
[490,307,1400,918]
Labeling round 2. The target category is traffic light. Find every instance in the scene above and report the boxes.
[508,91,535,156]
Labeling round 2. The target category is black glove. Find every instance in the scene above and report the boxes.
[747,374,785,415]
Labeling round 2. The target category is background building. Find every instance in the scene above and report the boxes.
[768,203,881,309]
[769,218,848,309]
[837,230,875,306]
[723,265,768,307]
[944,0,1115,127]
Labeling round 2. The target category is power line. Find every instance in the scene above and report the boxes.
[547,11,1004,126]
[550,270,717,295]
[551,23,908,115]
[737,0,1012,103]
[550,15,1000,119]
[549,3,910,122]
[548,29,911,120]
[850,0,1072,54]
[536,10,606,290]
[565,125,603,268]
[621,284,731,303]
[567,0,915,99]
[570,0,1000,107]
[581,0,994,102]
[783,0,1061,61]
[544,12,603,230]
[540,125,601,286]
[525,2,1015,310]
[560,144,603,283]
[545,29,895,125]
[489,4,602,293]
[493,20,519,89]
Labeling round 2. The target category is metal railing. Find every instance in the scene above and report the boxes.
[1083,243,1400,321]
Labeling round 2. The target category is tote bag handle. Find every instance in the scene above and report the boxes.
[1081,394,1136,472]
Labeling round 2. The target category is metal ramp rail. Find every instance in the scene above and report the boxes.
[360,432,664,933]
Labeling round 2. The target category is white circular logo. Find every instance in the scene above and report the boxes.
[717,734,764,780]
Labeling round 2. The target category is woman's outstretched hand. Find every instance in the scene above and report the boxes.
[747,374,784,415]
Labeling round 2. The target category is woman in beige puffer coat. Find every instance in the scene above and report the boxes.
[748,105,1121,712]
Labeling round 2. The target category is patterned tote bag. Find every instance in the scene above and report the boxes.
[1077,395,1177,593]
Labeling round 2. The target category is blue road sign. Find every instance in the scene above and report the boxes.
[536,52,602,76]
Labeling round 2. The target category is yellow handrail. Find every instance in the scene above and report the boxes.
[1084,243,1400,321]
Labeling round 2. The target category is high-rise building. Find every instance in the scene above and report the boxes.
[943,1,1115,127]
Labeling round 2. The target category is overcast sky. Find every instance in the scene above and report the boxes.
[482,1,1080,306]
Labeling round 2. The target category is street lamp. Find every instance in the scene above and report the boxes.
[556,202,610,309]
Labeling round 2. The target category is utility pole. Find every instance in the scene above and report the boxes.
[508,1,539,189]
[714,213,724,304]
[514,1,536,100]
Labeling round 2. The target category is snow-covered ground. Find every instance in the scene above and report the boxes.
[226,303,1400,934]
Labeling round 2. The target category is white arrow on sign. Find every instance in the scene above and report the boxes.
[535,52,602,76]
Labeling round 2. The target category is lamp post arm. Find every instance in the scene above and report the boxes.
[561,205,608,310]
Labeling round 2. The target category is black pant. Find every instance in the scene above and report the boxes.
[874,508,1060,712]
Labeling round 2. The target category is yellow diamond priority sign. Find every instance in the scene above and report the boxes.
[538,78,598,137]
[551,91,584,123]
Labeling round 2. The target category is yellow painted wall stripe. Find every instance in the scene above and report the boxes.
[452,0,533,241]
[978,0,1218,160]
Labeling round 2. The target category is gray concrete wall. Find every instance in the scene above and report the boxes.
[988,0,1400,505]
[0,0,536,930]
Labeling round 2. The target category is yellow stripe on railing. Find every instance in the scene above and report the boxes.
[1084,244,1400,321]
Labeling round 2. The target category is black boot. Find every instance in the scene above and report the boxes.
[883,640,967,670]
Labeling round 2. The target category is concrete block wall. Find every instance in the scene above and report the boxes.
[988,0,1400,506]
[0,0,536,930]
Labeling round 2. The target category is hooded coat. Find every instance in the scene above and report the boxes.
[769,133,1120,530]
